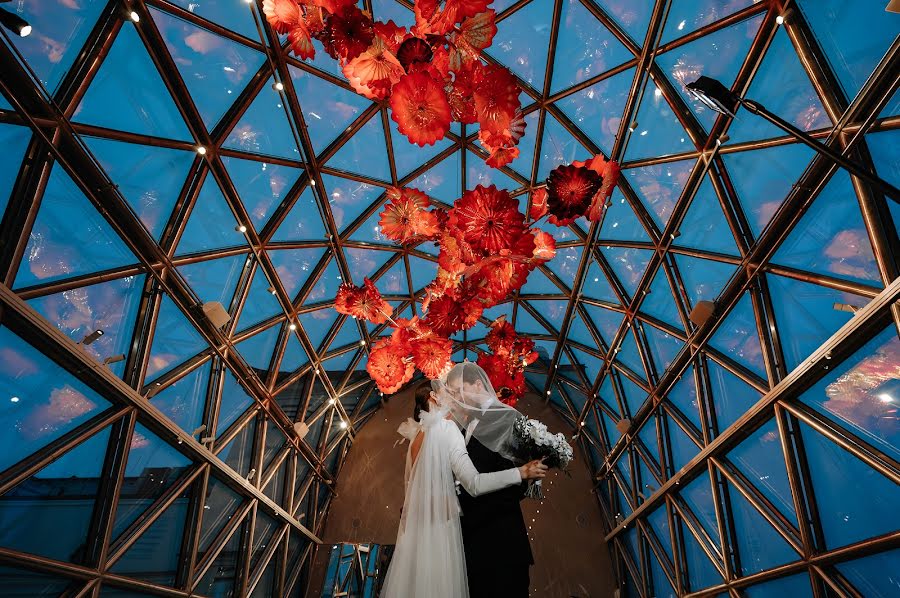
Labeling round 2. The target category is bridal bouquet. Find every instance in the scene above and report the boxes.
[508,415,574,499]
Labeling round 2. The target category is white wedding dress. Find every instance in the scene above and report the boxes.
[380,406,522,597]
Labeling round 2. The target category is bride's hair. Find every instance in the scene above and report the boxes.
[413,382,431,422]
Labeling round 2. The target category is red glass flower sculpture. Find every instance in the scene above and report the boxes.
[546,164,602,226]
[334,278,392,324]
[449,185,526,256]
[389,72,452,147]
[367,338,415,394]
[343,37,405,100]
[411,332,453,379]
[379,187,442,243]
[326,5,375,61]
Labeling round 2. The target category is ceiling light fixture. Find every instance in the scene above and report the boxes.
[0,8,32,37]
[686,75,900,204]
[235,224,247,233]
[103,354,126,365]
[10,396,20,403]
[339,420,348,430]
[129,10,140,23]
[289,323,296,330]
[196,146,207,155]
[80,329,104,345]
[775,14,785,25]
[272,81,284,91]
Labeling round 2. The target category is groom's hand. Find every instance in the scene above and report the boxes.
[518,458,549,480]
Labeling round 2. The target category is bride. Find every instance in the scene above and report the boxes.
[381,362,547,597]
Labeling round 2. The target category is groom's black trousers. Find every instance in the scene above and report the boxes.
[459,438,533,598]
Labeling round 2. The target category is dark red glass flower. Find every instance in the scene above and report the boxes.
[389,72,452,146]
[546,164,601,226]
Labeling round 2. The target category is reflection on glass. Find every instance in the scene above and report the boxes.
[198,476,244,561]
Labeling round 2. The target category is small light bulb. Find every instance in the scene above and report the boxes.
[196,146,207,155]
[310,180,316,187]
[359,339,366,346]
[289,323,296,330]
[775,14,785,25]
[340,420,348,430]
[129,11,140,22]
[546,390,551,396]
[273,81,284,91]
[10,396,20,403]
[235,224,247,233]
[20,25,32,37]
[329,397,336,405]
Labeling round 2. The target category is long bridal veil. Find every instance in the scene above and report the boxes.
[380,406,469,597]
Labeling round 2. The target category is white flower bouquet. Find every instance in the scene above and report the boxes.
[509,415,574,499]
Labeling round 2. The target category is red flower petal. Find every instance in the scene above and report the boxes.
[326,5,374,62]
[474,63,520,135]
[389,72,452,147]
[411,333,453,379]
[532,230,557,264]
[367,338,415,394]
[423,294,481,337]
[530,188,549,221]
[263,0,299,34]
[448,64,478,124]
[486,316,517,356]
[546,164,601,226]
[397,37,433,72]
[334,278,392,324]
[288,24,316,60]
[449,185,526,255]
[373,19,410,54]
[343,37,404,100]
[379,187,441,244]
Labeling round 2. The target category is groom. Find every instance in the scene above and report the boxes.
[458,436,533,597]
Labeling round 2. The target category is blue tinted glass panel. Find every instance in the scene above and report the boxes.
[146,295,208,381]
[680,519,723,591]
[273,187,327,242]
[677,176,739,255]
[225,157,301,228]
[624,159,695,228]
[743,573,814,598]
[624,81,693,161]
[706,357,762,433]
[236,325,280,371]
[660,0,756,43]
[329,114,391,182]
[836,548,900,598]
[555,68,635,156]
[235,267,284,333]
[727,418,796,524]
[709,292,766,379]
[673,254,737,310]
[537,113,592,181]
[110,493,188,586]
[487,0,552,88]
[175,175,245,256]
[727,479,799,575]
[0,125,31,218]
[223,77,301,160]
[289,66,371,155]
[603,247,653,299]
[178,254,246,313]
[150,362,210,435]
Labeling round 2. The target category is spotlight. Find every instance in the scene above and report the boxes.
[775,14,784,25]
[833,302,863,314]
[685,76,740,117]
[272,81,284,91]
[328,397,336,406]
[80,329,104,345]
[615,418,632,434]
[267,286,277,295]
[0,8,32,37]
[289,323,297,330]
[339,420,348,430]
[145,383,162,398]
[196,146,207,155]
[202,301,231,329]
[129,10,140,23]
[235,224,247,233]
[103,354,126,365]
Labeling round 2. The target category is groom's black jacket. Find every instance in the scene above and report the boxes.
[458,437,533,582]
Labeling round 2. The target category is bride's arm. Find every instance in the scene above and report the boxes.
[446,424,521,497]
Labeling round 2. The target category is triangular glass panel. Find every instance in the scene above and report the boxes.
[570,346,603,384]
[151,362,210,435]
[84,137,193,241]
[656,13,765,131]
[224,157,301,229]
[267,246,327,299]
[638,412,660,464]
[110,482,190,586]
[623,81,693,161]
[796,0,898,101]
[27,275,144,379]
[555,68,635,156]
[724,143,815,237]
[348,205,395,246]
[641,267,682,329]
[527,299,568,332]
[467,150,523,191]
[323,174,386,233]
[598,190,651,243]
[279,333,309,377]
[727,418,797,525]
[262,418,287,472]
[537,113,592,181]
[235,325,280,372]
[175,175,244,256]
[666,364,702,431]
[743,572,815,598]
[767,274,866,373]
[251,557,278,596]
[835,548,900,598]
[551,0,632,94]
[774,171,881,287]
[513,306,552,337]
[216,370,256,435]
[618,370,648,415]
[679,470,720,545]
[408,255,438,294]
[289,65,373,155]
[371,0,415,27]
[14,164,136,289]
[582,261,620,303]
[667,413,701,472]
[177,254,246,313]
[0,425,110,563]
[222,77,301,160]
[299,308,338,351]
[327,317,362,353]
[728,27,831,144]
[0,566,73,595]
[616,328,647,378]
[680,518,723,592]
[869,130,900,189]
[272,187,327,242]
[582,302,625,342]
[677,176,740,255]
[235,267,284,333]
[596,1,653,44]
[75,22,190,140]
[603,247,653,299]
[486,0,553,89]
[568,309,599,349]
[648,549,676,598]
[151,8,266,132]
[146,295,208,381]
[508,110,540,179]
[344,247,394,285]
[661,0,757,43]
[387,109,454,179]
[249,510,279,573]
[407,152,461,203]
[374,259,408,297]
[520,266,564,295]
[218,417,257,477]
[647,504,674,562]
[112,424,191,542]
[709,292,766,379]
[196,517,244,595]
[673,254,737,310]
[328,114,391,182]
[303,257,344,307]
[544,245,583,289]
[706,357,762,434]
[643,323,683,376]
[197,475,243,560]
[726,478,801,575]
[624,158,696,228]
[800,419,900,549]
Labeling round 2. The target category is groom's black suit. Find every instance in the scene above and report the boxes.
[458,437,533,598]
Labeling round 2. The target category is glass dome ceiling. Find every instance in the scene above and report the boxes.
[0,0,898,596]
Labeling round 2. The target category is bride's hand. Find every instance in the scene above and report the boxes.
[518,458,549,480]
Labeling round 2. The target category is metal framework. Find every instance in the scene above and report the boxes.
[0,0,898,596]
